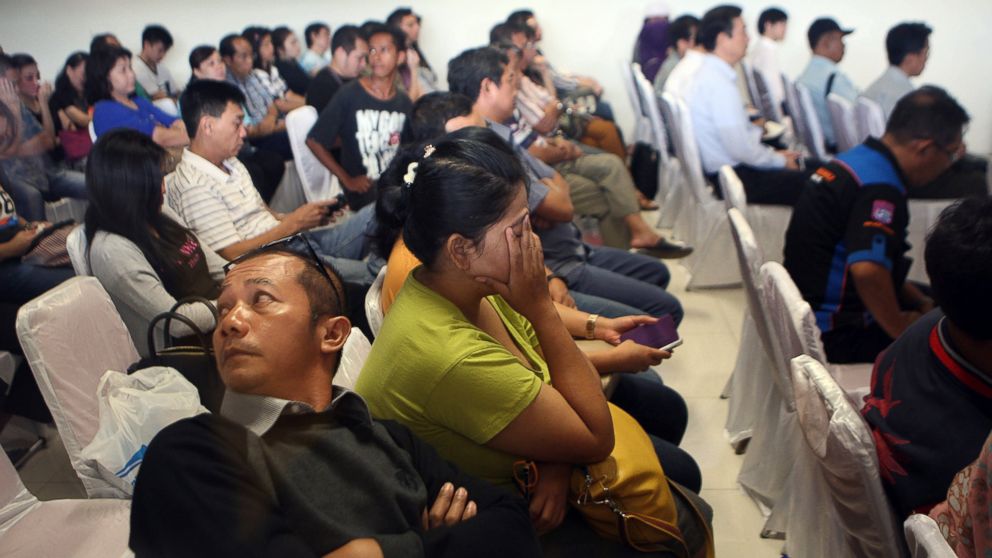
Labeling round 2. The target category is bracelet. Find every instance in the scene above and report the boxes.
[585,314,599,340]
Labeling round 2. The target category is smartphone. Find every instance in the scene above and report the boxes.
[619,314,682,351]
[324,193,348,214]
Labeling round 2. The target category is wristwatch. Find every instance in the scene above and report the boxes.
[585,314,599,340]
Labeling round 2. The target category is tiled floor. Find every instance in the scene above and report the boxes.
[11,227,786,556]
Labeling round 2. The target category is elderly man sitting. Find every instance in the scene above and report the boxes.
[129,237,541,558]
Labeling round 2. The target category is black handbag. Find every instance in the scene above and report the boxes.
[630,142,660,200]
[127,297,225,413]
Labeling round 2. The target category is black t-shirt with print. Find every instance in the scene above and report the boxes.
[308,80,412,209]
[306,68,350,114]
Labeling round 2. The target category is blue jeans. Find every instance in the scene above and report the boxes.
[306,204,382,285]
[571,290,642,318]
[0,260,74,304]
[5,168,87,222]
[563,246,684,324]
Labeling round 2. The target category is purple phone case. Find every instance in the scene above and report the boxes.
[619,315,680,348]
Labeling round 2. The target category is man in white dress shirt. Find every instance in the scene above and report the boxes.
[863,23,931,120]
[682,4,808,206]
[747,7,787,110]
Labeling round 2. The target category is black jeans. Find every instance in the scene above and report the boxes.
[709,162,819,206]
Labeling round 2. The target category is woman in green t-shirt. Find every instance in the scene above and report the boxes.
[357,127,698,545]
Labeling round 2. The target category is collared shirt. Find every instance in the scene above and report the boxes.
[663,48,705,100]
[748,36,785,107]
[166,149,279,252]
[253,66,289,100]
[797,55,859,145]
[682,53,785,174]
[861,310,992,517]
[221,386,373,436]
[863,66,915,120]
[298,49,330,75]
[226,69,274,124]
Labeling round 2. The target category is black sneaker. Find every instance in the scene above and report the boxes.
[636,238,694,259]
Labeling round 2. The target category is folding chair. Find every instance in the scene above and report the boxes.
[787,355,906,558]
[0,443,132,557]
[15,277,140,498]
[659,92,740,288]
[856,96,886,142]
[285,106,342,203]
[719,165,791,263]
[619,61,651,145]
[66,226,89,276]
[903,514,955,558]
[751,67,783,123]
[632,66,686,230]
[794,82,831,160]
[723,208,777,453]
[827,93,860,153]
[364,265,387,338]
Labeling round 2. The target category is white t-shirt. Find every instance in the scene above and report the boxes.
[133,56,179,97]
[748,36,784,108]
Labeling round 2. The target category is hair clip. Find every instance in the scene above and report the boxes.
[423,144,436,158]
[403,162,419,188]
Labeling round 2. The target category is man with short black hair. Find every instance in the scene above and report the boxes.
[864,22,932,120]
[168,80,379,284]
[797,17,858,149]
[300,22,331,76]
[748,7,787,108]
[306,25,368,113]
[130,245,541,557]
[784,86,969,364]
[134,24,179,100]
[89,33,120,56]
[306,24,412,211]
[862,196,992,517]
[683,4,808,205]
[220,34,292,160]
[654,14,700,95]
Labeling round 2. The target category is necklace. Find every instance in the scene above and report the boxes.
[364,77,395,100]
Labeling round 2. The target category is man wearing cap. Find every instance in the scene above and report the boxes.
[797,17,858,151]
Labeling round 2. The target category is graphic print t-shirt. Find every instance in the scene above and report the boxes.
[308,79,412,182]
[0,184,22,243]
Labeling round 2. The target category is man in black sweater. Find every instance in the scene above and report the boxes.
[129,240,540,557]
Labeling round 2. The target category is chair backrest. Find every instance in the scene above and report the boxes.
[15,277,141,498]
[827,93,859,153]
[759,261,822,407]
[152,97,179,116]
[719,165,748,214]
[740,61,762,113]
[622,62,652,145]
[903,514,956,558]
[790,355,905,558]
[0,441,38,536]
[285,106,342,203]
[364,265,387,338]
[855,96,886,142]
[727,208,774,357]
[660,92,709,203]
[88,120,96,142]
[332,328,373,391]
[751,68,782,122]
[795,82,830,160]
[66,225,89,276]
[782,74,808,146]
[632,69,670,160]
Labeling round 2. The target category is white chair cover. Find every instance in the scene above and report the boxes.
[66,225,89,276]
[795,82,830,161]
[332,328,372,391]
[660,93,740,289]
[723,208,778,451]
[827,93,860,153]
[632,67,686,229]
[44,198,86,223]
[787,355,906,558]
[267,161,308,214]
[904,514,955,558]
[782,74,809,153]
[719,165,791,263]
[906,200,956,284]
[856,96,886,142]
[285,106,341,203]
[364,265,387,338]
[0,442,132,557]
[151,97,179,116]
[620,61,651,145]
[87,120,96,142]
[15,277,141,498]
[751,67,782,122]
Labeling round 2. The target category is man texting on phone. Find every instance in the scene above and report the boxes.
[167,80,380,284]
[130,243,541,557]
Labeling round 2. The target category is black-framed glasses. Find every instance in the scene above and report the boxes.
[223,233,344,311]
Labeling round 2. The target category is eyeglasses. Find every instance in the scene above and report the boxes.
[223,233,344,311]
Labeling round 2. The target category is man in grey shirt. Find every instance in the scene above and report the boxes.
[863,22,931,120]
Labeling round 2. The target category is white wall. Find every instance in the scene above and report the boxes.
[2,0,990,153]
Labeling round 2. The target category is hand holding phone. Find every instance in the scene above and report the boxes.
[618,314,682,351]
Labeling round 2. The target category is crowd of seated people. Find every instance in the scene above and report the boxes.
[0,3,990,556]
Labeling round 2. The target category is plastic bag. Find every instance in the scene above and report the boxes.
[80,367,208,496]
